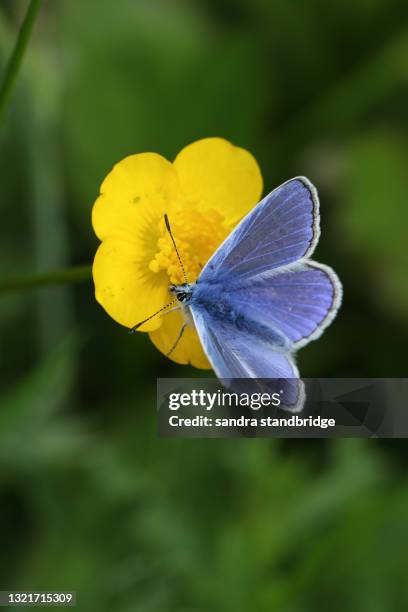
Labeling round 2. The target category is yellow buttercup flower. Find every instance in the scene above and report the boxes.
[92,137,263,369]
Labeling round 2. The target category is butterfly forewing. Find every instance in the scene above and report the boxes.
[191,308,305,411]
[199,177,320,282]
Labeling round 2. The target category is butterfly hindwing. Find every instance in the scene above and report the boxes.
[212,261,342,349]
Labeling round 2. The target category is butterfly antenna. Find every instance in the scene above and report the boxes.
[129,299,177,333]
[164,213,188,284]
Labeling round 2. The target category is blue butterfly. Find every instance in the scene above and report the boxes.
[134,177,342,411]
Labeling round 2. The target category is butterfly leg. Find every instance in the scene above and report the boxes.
[166,323,187,357]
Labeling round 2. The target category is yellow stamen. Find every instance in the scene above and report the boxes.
[149,205,230,284]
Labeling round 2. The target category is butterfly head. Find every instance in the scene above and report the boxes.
[169,283,194,304]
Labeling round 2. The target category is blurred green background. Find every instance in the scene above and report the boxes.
[1,0,408,610]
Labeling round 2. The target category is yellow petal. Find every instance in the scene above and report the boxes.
[92,153,180,331]
[149,310,212,369]
[174,137,263,226]
[92,152,179,242]
[93,238,170,331]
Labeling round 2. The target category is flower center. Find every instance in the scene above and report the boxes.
[148,205,230,284]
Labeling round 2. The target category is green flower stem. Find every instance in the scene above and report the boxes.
[0,0,43,123]
[0,264,92,294]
